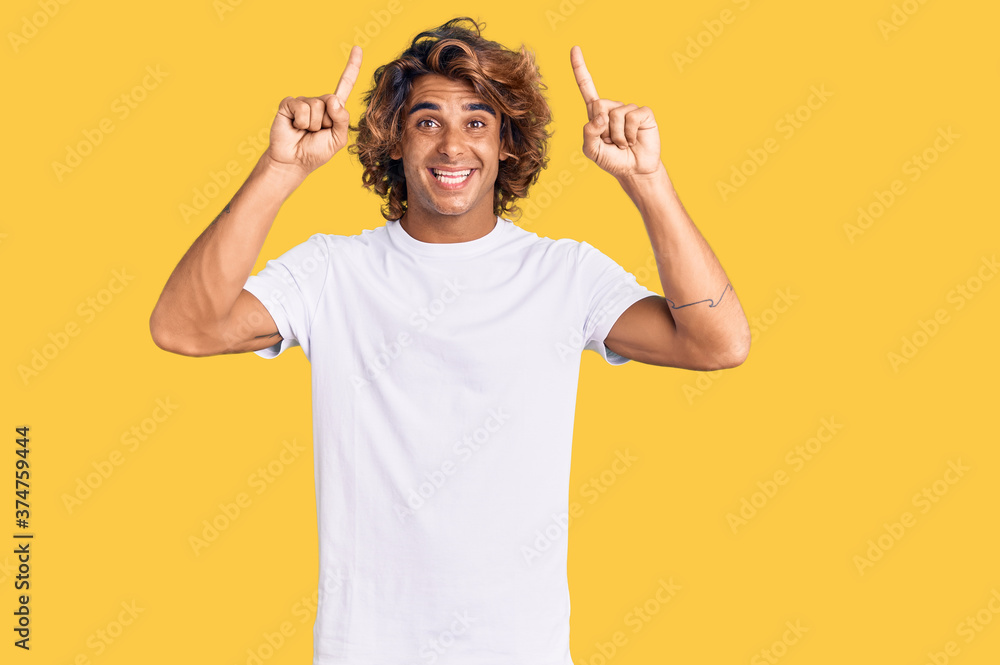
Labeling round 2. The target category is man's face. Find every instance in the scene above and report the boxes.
[391,73,506,222]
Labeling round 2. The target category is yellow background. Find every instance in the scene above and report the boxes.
[4,0,999,663]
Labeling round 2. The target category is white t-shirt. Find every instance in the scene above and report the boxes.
[242,216,658,665]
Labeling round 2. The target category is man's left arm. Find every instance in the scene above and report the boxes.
[571,45,751,371]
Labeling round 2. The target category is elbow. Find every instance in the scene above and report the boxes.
[721,326,751,369]
[149,310,183,355]
[149,308,206,357]
[720,342,750,368]
[700,335,751,370]
[719,330,751,368]
[673,325,751,370]
[696,349,746,371]
[718,320,752,368]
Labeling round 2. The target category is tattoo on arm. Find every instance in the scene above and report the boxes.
[665,283,732,310]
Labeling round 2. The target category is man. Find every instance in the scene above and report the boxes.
[150,17,749,665]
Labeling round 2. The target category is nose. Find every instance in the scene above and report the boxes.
[436,122,465,158]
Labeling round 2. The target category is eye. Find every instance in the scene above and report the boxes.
[416,118,438,128]
[469,119,486,128]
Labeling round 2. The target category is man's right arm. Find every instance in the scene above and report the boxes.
[149,46,363,357]
[149,154,306,356]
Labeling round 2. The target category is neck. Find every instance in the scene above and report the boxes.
[399,207,498,244]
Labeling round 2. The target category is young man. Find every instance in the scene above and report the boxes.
[150,17,749,665]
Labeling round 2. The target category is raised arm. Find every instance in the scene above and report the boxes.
[149,46,362,357]
[570,45,750,370]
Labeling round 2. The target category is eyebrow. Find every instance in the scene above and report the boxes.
[407,101,497,117]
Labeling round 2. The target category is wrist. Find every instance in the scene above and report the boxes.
[257,150,309,193]
[616,161,671,194]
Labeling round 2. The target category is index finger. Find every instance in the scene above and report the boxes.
[334,45,363,103]
[570,45,599,109]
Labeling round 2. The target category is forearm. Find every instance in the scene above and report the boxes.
[150,152,306,341]
[618,163,751,360]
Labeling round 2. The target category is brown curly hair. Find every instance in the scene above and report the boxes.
[349,17,552,221]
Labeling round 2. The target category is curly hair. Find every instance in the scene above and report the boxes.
[349,17,552,221]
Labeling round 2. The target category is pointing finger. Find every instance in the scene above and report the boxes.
[334,45,363,103]
[570,45,599,114]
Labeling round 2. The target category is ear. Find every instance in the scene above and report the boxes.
[499,119,511,161]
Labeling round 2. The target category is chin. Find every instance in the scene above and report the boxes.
[420,198,476,217]
[433,207,474,217]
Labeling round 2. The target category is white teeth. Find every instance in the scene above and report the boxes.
[432,168,472,183]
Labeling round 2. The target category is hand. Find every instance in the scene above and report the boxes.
[571,45,662,180]
[265,45,363,178]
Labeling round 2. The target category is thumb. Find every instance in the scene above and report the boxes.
[582,112,606,157]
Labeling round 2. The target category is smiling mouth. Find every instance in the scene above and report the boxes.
[431,168,475,185]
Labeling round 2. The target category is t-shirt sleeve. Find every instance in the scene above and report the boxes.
[577,241,660,365]
[241,233,331,360]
